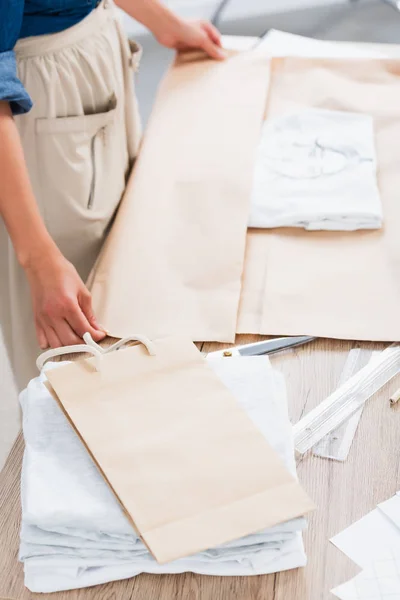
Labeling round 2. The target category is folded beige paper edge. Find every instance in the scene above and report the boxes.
[144,481,315,564]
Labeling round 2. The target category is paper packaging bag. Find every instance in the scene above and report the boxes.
[44,336,314,564]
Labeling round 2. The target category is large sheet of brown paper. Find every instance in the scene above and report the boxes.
[90,50,270,342]
[237,58,400,340]
[91,48,400,342]
[45,337,314,564]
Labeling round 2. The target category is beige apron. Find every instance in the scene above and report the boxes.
[0,0,141,390]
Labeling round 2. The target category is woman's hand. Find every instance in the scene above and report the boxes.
[115,0,226,59]
[24,250,107,349]
[155,19,226,60]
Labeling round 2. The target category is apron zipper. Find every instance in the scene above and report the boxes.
[87,127,106,210]
[87,134,97,210]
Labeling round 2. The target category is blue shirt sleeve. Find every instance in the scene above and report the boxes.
[0,0,33,115]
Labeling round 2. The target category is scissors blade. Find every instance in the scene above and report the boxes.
[208,336,316,358]
[238,335,316,356]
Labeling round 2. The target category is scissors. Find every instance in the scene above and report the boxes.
[207,335,316,358]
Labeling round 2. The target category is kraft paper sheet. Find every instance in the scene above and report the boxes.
[90,49,270,342]
[90,49,400,342]
[237,58,400,340]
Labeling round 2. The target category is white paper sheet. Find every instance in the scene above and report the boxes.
[332,550,400,600]
[258,30,400,58]
[378,494,400,531]
[331,491,400,598]
[331,509,400,569]
[221,35,259,51]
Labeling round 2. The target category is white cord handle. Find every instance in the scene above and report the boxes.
[36,333,156,373]
[36,344,103,372]
[83,333,156,356]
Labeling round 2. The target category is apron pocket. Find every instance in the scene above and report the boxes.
[35,100,128,278]
[35,103,119,214]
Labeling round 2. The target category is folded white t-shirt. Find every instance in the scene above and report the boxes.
[23,534,306,593]
[248,108,382,231]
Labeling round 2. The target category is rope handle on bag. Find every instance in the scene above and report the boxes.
[36,333,156,373]
[36,344,104,372]
[83,332,156,356]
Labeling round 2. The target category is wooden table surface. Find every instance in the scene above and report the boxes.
[1,335,400,600]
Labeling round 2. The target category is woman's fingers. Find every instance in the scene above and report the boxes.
[38,291,106,349]
[65,297,106,342]
[50,318,82,347]
[79,290,106,336]
[43,325,62,350]
[201,21,222,47]
[200,35,226,60]
[38,300,105,350]
[35,321,49,350]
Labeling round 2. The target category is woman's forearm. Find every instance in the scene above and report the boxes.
[115,0,181,43]
[0,101,105,349]
[114,0,224,59]
[0,101,59,269]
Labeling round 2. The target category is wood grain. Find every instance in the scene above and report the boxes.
[1,336,400,600]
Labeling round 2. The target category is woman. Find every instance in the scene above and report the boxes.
[0,0,224,389]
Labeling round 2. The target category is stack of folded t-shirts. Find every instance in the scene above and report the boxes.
[248,108,383,231]
[19,356,307,593]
